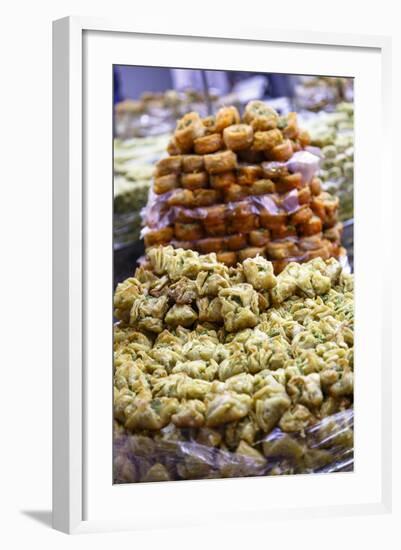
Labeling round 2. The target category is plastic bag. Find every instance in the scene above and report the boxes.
[113,408,353,483]
[142,151,320,231]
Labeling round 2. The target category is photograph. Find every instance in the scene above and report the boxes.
[112,65,354,484]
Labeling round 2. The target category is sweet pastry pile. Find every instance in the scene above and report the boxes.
[113,246,353,482]
[142,101,343,272]
[114,135,170,246]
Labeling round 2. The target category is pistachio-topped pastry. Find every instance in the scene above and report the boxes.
[114,247,353,449]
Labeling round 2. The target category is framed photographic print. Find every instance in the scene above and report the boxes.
[52,16,392,534]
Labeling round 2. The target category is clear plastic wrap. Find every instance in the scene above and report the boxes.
[141,180,344,271]
[142,151,320,231]
[114,409,353,483]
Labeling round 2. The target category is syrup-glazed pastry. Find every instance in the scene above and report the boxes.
[144,227,174,247]
[214,106,241,132]
[181,171,209,190]
[154,155,182,177]
[154,173,179,194]
[181,155,205,173]
[223,124,254,151]
[237,164,264,186]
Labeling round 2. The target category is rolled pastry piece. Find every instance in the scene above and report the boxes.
[259,208,288,229]
[196,237,225,254]
[167,137,181,155]
[243,100,279,124]
[270,223,297,240]
[175,112,205,152]
[250,115,278,131]
[192,189,221,207]
[223,183,248,202]
[237,164,264,186]
[268,139,294,162]
[238,247,265,261]
[323,222,343,242]
[247,179,276,196]
[331,244,345,258]
[299,215,323,236]
[216,251,238,266]
[298,235,325,251]
[323,212,339,229]
[204,150,238,174]
[298,129,311,147]
[223,124,254,151]
[309,177,322,196]
[229,213,259,234]
[202,115,216,133]
[266,240,301,260]
[210,171,237,190]
[182,155,205,173]
[167,188,194,206]
[290,205,313,225]
[174,222,204,241]
[297,185,312,205]
[310,195,326,220]
[282,112,299,139]
[253,129,283,151]
[194,133,223,154]
[204,204,226,225]
[181,171,209,190]
[214,106,241,132]
[275,172,303,193]
[226,233,248,250]
[322,193,340,216]
[249,228,271,247]
[155,155,182,176]
[153,173,179,194]
[204,220,227,237]
[311,192,339,222]
[144,227,174,247]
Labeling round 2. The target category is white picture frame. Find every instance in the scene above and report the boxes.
[52,16,392,534]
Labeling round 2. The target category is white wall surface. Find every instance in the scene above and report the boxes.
[0,0,399,548]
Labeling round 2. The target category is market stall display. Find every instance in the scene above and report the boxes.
[114,135,170,248]
[301,102,354,222]
[142,101,344,273]
[113,246,354,482]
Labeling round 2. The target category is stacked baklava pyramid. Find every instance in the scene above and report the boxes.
[142,101,343,272]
